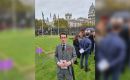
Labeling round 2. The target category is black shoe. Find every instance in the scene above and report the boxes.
[84,68,90,72]
[80,66,84,69]
[74,61,78,65]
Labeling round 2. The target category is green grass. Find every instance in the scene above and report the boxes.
[35,35,130,80]
[0,29,35,80]
[0,29,34,66]
[0,29,129,80]
[35,36,95,80]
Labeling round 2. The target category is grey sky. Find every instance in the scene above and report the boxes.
[35,0,95,20]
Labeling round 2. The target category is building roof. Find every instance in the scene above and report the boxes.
[65,13,72,16]
[89,3,95,12]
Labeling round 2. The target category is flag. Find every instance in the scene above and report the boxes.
[42,12,44,21]
[50,13,51,18]
[53,13,56,21]
[58,14,59,19]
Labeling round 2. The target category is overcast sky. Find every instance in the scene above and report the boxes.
[35,0,95,20]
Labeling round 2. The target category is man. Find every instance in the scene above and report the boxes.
[55,32,77,80]
[73,30,85,64]
[79,30,92,72]
[97,19,126,80]
[95,17,108,80]
[89,31,95,54]
[73,34,80,64]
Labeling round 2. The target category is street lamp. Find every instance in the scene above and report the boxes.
[12,0,16,29]
[58,14,59,35]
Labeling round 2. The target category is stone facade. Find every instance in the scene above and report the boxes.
[88,3,95,25]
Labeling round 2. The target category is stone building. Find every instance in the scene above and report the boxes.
[88,3,95,25]
[65,13,88,27]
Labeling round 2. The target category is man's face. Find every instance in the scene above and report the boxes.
[60,35,67,44]
[92,31,95,36]
[79,32,84,38]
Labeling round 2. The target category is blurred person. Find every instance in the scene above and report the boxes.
[111,11,130,71]
[95,17,108,80]
[127,19,130,67]
[97,19,126,80]
[73,34,80,64]
[78,29,85,41]
[96,16,108,38]
[92,31,96,54]
[121,20,130,70]
[55,32,77,80]
[79,30,92,72]
[88,30,95,54]
[120,12,130,71]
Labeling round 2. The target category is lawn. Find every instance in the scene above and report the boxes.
[0,29,35,80]
[0,29,129,80]
[35,35,95,80]
[35,35,130,80]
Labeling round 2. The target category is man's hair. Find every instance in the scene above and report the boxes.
[59,32,67,38]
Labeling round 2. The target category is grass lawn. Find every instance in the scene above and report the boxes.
[35,35,95,80]
[0,29,129,80]
[35,35,130,80]
[0,29,35,80]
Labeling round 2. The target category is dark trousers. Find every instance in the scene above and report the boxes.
[80,52,89,69]
[103,68,121,80]
[95,65,101,80]
[57,69,73,80]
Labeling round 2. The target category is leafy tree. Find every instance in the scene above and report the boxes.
[35,19,48,28]
[0,0,32,12]
[81,23,94,27]
[54,18,68,28]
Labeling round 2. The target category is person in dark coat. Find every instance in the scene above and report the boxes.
[89,31,95,54]
[97,21,126,80]
[73,34,80,65]
[79,31,92,72]
[73,34,80,58]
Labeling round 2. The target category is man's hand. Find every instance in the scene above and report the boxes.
[57,60,67,67]
[64,61,71,67]
[57,60,71,68]
[98,59,110,72]
[79,48,85,54]
[57,61,65,67]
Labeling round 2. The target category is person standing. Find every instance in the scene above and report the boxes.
[89,30,95,54]
[97,21,126,80]
[79,31,92,72]
[55,32,77,80]
[73,34,80,64]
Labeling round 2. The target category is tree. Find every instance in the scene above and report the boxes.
[35,19,48,28]
[0,0,32,12]
[54,18,68,28]
[81,23,94,27]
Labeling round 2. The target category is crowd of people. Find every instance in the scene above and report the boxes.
[73,28,95,72]
[95,12,130,80]
[55,11,130,80]
[54,29,95,80]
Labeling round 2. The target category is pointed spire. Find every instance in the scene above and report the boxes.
[91,2,94,7]
[92,2,93,5]
[53,13,57,21]
[50,13,52,18]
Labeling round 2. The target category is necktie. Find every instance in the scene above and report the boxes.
[62,44,65,51]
